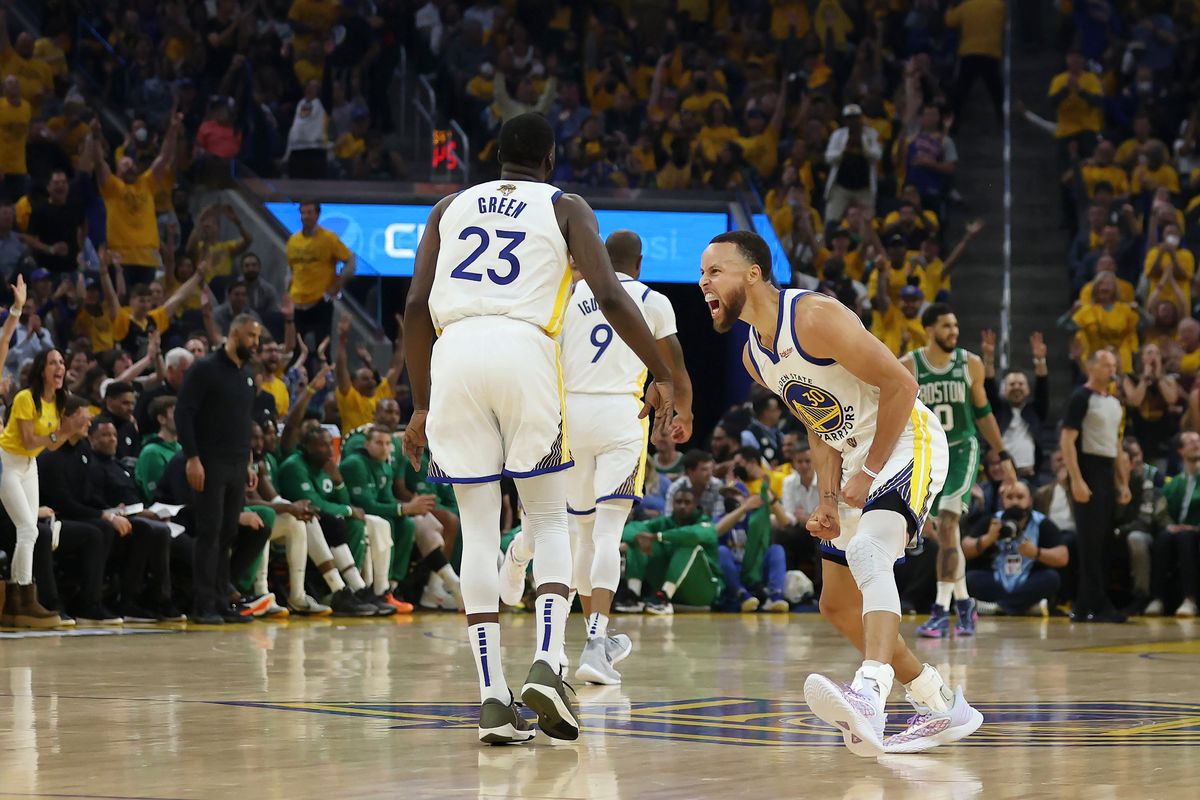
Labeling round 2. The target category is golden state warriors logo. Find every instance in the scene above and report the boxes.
[781,379,853,440]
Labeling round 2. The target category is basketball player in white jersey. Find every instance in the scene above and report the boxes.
[404,113,675,745]
[699,231,982,756]
[501,230,694,686]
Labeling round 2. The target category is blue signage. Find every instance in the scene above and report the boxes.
[266,202,728,283]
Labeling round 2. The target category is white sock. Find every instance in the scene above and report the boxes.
[534,594,568,666]
[953,577,970,601]
[904,663,953,712]
[437,564,460,591]
[368,521,392,595]
[308,522,346,592]
[935,581,954,609]
[254,543,270,596]
[586,612,608,639]
[284,522,308,604]
[333,544,366,592]
[662,581,677,599]
[627,578,642,596]
[468,622,509,703]
[853,660,895,702]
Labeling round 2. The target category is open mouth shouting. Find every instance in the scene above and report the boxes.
[705,293,721,319]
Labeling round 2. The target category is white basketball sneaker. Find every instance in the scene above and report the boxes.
[499,538,530,607]
[804,673,885,757]
[883,687,984,753]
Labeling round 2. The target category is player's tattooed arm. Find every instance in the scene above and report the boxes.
[805,428,842,540]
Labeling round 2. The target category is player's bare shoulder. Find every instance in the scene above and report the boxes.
[792,292,868,352]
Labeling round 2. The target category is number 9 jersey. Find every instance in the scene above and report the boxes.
[429,180,573,337]
[559,276,677,397]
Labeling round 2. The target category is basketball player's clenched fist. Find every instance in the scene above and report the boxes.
[806,503,840,540]
[404,410,429,470]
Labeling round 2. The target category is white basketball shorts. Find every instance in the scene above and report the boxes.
[564,392,649,514]
[426,316,572,484]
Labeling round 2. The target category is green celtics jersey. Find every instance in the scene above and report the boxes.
[914,348,975,445]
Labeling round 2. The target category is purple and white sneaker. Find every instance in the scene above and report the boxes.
[803,673,885,757]
[883,687,983,753]
[954,598,978,637]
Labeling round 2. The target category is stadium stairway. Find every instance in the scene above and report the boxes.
[951,38,1071,419]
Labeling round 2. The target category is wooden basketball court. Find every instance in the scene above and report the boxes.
[1,612,1197,799]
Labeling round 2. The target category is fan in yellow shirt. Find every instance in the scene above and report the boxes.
[1080,140,1130,198]
[1144,224,1195,310]
[0,18,52,108]
[871,273,927,357]
[1131,143,1181,195]
[0,77,30,179]
[92,114,182,281]
[286,201,356,306]
[737,71,789,180]
[187,204,254,281]
[1047,53,1104,139]
[333,316,406,433]
[1061,273,1140,373]
[288,0,342,53]
[1079,255,1135,304]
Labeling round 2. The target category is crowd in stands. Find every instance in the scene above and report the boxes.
[1,1,1197,628]
[1032,0,1200,619]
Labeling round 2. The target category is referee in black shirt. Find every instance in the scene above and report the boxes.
[1060,350,1130,623]
[175,314,261,624]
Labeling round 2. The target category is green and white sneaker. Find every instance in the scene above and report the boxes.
[521,659,581,741]
[478,695,536,745]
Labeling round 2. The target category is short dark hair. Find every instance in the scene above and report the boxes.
[299,200,321,215]
[498,112,555,169]
[301,426,329,449]
[130,284,152,300]
[105,381,135,399]
[148,395,176,421]
[921,302,954,328]
[737,445,762,462]
[62,393,90,417]
[751,395,779,418]
[367,425,393,439]
[672,485,696,500]
[682,449,715,472]
[89,416,117,435]
[709,230,773,283]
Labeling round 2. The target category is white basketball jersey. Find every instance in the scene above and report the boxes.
[747,289,895,455]
[429,180,572,337]
[560,277,677,396]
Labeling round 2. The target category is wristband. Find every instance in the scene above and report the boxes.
[333,482,345,490]
[862,465,880,479]
[972,402,993,419]
[397,502,405,517]
[998,449,1013,463]
[306,385,317,395]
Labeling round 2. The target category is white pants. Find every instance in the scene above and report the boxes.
[0,451,40,584]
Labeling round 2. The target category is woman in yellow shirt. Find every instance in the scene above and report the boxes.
[0,347,90,627]
[1059,273,1141,372]
[697,101,739,166]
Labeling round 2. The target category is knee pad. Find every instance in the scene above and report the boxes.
[845,510,906,617]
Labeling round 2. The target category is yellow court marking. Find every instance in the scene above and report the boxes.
[1078,639,1200,655]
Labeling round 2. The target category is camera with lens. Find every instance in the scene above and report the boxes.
[998,507,1025,541]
